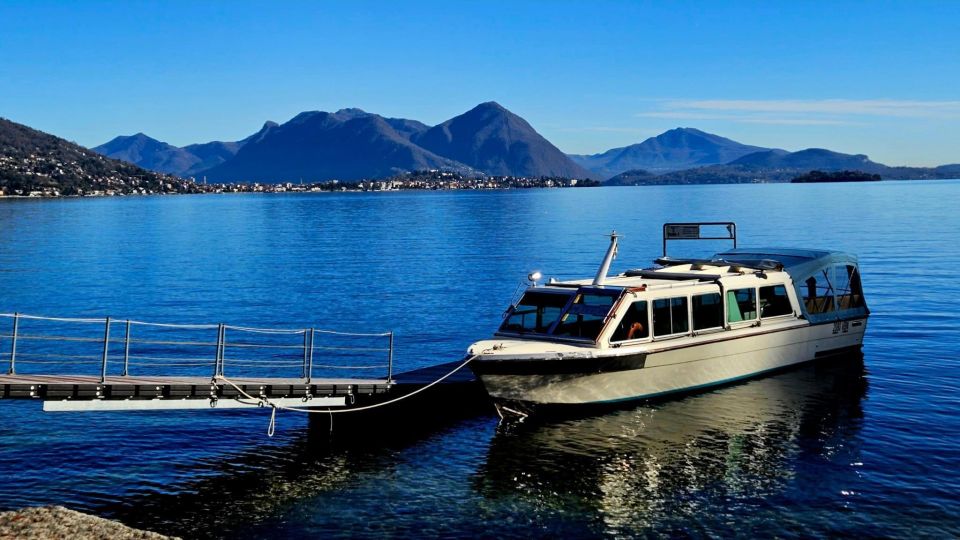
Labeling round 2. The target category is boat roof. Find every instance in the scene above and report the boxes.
[540,247,858,292]
[715,247,858,278]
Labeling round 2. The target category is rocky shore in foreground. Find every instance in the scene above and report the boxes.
[0,506,175,540]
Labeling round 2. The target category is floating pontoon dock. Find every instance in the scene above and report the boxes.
[0,374,388,411]
[0,313,484,417]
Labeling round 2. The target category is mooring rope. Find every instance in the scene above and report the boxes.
[213,353,481,436]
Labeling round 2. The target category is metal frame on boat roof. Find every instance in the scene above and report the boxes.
[623,269,723,281]
[662,222,736,257]
[652,257,785,272]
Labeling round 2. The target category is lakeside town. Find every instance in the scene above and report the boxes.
[0,152,599,198]
[196,170,599,194]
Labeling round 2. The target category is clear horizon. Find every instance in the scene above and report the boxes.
[1,1,958,167]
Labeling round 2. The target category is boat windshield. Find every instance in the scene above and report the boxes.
[551,288,620,340]
[499,287,622,341]
[500,290,573,334]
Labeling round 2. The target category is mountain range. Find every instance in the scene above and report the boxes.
[82,102,960,185]
[95,102,590,182]
[608,148,960,185]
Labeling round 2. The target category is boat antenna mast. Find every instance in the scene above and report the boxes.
[593,231,620,286]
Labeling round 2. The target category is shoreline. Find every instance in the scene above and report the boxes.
[0,506,175,539]
[1,176,957,200]
[0,184,599,200]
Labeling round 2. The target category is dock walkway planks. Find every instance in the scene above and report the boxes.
[0,374,390,401]
[0,359,489,417]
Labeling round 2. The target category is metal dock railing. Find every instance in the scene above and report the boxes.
[0,312,398,410]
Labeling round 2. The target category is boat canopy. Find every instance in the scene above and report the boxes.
[715,248,869,323]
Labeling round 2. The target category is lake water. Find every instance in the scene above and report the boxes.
[0,181,958,538]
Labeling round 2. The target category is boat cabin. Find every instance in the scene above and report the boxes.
[474,224,870,414]
[496,246,868,349]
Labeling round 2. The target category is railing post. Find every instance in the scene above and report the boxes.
[213,324,224,378]
[220,325,228,377]
[387,331,394,383]
[8,313,19,375]
[122,320,131,376]
[306,328,314,384]
[301,330,309,379]
[99,317,111,383]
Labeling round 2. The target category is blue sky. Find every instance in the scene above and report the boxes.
[1,1,958,166]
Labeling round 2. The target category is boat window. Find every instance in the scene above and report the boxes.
[835,265,866,310]
[552,290,618,340]
[727,288,757,322]
[693,293,723,330]
[760,285,793,317]
[653,297,689,336]
[611,301,649,342]
[802,270,835,314]
[500,291,571,334]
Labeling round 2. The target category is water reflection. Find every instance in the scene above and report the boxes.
[96,427,367,537]
[474,356,868,535]
[95,412,490,539]
[90,356,868,538]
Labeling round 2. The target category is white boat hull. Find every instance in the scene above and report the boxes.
[472,319,867,407]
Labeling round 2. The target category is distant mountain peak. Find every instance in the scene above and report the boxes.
[98,132,177,153]
[289,111,323,123]
[671,127,718,138]
[333,108,373,121]
[475,101,507,111]
[455,101,518,125]
[106,132,160,145]
[334,107,368,115]
[94,133,198,175]
[570,127,770,179]
[413,102,593,178]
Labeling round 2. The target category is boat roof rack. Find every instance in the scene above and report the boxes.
[623,269,722,281]
[723,259,784,271]
[654,256,784,272]
[655,256,721,267]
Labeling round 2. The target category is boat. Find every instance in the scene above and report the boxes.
[466,222,869,418]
